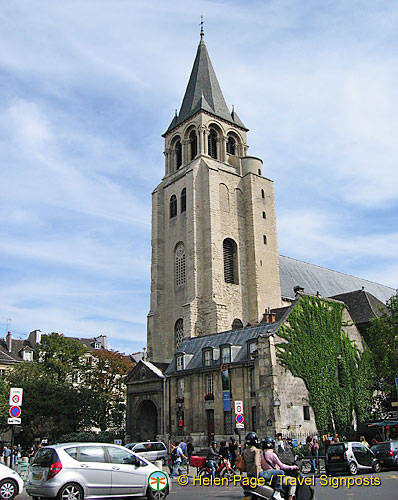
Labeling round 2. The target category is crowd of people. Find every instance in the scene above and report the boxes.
[0,443,41,467]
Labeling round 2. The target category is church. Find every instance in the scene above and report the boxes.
[126,30,394,446]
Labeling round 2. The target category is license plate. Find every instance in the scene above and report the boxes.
[331,456,340,460]
[33,472,42,480]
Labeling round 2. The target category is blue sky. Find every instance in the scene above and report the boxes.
[1,0,397,354]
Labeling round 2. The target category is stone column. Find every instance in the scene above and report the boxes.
[203,128,209,156]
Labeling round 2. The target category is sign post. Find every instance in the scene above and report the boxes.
[234,400,244,429]
[8,388,23,450]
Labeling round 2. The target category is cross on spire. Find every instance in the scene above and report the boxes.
[200,14,204,40]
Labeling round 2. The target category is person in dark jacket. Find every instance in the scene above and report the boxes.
[207,441,221,478]
[228,437,238,468]
[219,441,229,460]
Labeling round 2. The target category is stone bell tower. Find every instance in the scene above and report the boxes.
[147,31,282,363]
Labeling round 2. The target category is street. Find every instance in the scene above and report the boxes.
[15,470,398,500]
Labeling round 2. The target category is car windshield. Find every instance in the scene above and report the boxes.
[327,444,346,454]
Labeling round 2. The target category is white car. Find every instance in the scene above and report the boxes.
[0,463,24,500]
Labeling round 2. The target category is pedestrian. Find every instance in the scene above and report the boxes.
[206,441,220,479]
[179,439,187,454]
[310,438,319,473]
[283,438,295,465]
[323,435,330,454]
[360,436,370,448]
[170,442,187,478]
[219,441,229,462]
[332,435,340,444]
[276,433,285,459]
[3,446,11,468]
[242,432,261,479]
[228,437,238,469]
[186,439,194,462]
[371,436,379,446]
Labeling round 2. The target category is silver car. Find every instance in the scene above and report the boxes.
[124,443,168,464]
[25,442,171,500]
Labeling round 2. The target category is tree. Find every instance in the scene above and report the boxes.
[37,333,87,383]
[84,350,133,431]
[366,294,398,416]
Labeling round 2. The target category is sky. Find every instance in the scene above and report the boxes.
[1,0,397,354]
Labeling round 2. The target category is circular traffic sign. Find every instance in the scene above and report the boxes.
[236,414,244,424]
[235,404,243,413]
[9,406,21,418]
[12,395,20,404]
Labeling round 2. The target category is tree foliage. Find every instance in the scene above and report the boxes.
[276,295,374,436]
[365,294,398,416]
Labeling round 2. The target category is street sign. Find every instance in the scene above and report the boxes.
[8,417,21,425]
[9,388,23,406]
[236,414,244,424]
[9,406,21,418]
[235,401,243,414]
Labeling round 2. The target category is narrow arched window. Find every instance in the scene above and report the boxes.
[170,195,177,219]
[190,130,197,160]
[175,242,186,286]
[223,238,238,284]
[226,136,236,155]
[176,140,182,169]
[181,188,186,213]
[175,318,184,349]
[208,129,218,159]
[261,189,265,199]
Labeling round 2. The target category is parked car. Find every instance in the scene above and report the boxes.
[124,443,168,464]
[325,441,381,476]
[0,462,24,500]
[370,441,398,469]
[25,442,171,500]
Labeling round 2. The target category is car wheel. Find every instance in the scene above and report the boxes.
[349,462,358,475]
[373,462,381,473]
[147,486,169,499]
[0,479,18,500]
[57,483,83,500]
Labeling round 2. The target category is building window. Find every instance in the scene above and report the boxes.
[205,374,214,395]
[190,130,197,160]
[263,235,267,245]
[176,140,182,169]
[175,319,184,349]
[224,411,233,434]
[221,346,231,364]
[203,349,213,367]
[177,378,184,398]
[262,211,266,219]
[261,189,265,199]
[248,341,257,359]
[175,243,186,286]
[226,136,236,155]
[223,238,238,284]
[170,195,177,218]
[176,355,184,371]
[208,129,218,159]
[23,350,33,361]
[181,188,186,213]
[303,406,310,421]
[258,169,261,175]
[252,406,257,431]
[250,367,255,396]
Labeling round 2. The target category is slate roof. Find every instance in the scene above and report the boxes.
[164,39,247,135]
[165,323,279,375]
[330,289,386,325]
[0,338,32,363]
[279,255,394,304]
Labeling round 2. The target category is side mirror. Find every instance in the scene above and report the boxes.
[125,455,140,466]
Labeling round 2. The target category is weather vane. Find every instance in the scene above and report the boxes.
[200,14,205,40]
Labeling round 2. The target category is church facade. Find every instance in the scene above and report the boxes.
[126,33,394,446]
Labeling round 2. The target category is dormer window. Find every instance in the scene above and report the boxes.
[23,350,33,361]
[176,355,184,371]
[248,341,258,359]
[94,342,101,349]
[203,349,213,367]
[221,345,231,364]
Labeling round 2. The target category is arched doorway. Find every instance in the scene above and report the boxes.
[137,400,158,441]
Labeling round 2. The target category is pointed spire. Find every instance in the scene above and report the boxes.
[164,35,247,135]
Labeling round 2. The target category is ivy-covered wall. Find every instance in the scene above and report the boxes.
[276,295,374,437]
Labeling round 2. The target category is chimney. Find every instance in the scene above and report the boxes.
[6,331,12,352]
[262,308,276,323]
[28,329,42,347]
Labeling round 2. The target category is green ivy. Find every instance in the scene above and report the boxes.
[276,295,374,436]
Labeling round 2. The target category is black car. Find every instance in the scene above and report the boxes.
[370,441,398,469]
[325,441,381,476]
